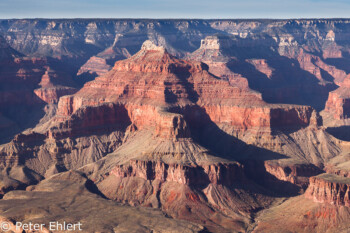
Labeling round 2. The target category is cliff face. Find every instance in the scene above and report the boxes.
[325,78,350,120]
[2,19,350,233]
[77,56,112,77]
[56,40,319,138]
[110,160,245,186]
[97,159,269,232]
[305,173,350,207]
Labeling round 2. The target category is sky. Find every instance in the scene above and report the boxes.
[0,0,350,19]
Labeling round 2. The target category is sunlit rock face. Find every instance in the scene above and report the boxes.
[2,19,350,232]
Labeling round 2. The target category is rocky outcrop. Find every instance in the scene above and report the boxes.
[49,103,131,139]
[34,69,78,104]
[77,56,112,77]
[253,194,350,233]
[202,104,320,131]
[56,40,320,139]
[305,173,350,207]
[34,86,77,104]
[242,159,324,195]
[264,161,323,188]
[325,78,350,120]
[97,159,269,232]
[325,91,350,120]
[110,160,245,186]
[0,171,204,233]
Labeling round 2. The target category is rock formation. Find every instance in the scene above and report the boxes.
[324,78,350,121]
[305,173,350,207]
[77,56,112,77]
[0,171,204,233]
[2,19,350,232]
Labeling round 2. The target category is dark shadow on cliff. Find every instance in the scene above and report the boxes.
[326,126,350,141]
[325,53,350,73]
[170,105,302,197]
[170,65,200,103]
[76,72,98,85]
[220,35,338,111]
[0,100,47,144]
[227,56,337,111]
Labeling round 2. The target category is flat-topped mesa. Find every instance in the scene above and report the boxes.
[305,173,350,207]
[189,35,235,64]
[199,35,234,51]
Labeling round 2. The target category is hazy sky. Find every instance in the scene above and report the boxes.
[0,0,350,19]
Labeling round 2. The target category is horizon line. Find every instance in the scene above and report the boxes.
[1,17,350,21]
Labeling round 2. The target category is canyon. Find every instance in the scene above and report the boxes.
[0,18,350,232]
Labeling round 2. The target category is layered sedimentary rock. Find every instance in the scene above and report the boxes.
[305,173,350,207]
[58,40,319,137]
[92,148,272,232]
[2,19,350,112]
[3,19,350,232]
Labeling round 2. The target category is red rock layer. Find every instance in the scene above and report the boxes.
[264,161,322,188]
[48,103,131,139]
[97,159,266,232]
[110,160,245,186]
[34,87,76,104]
[56,40,320,138]
[34,69,77,103]
[243,159,323,194]
[305,173,350,207]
